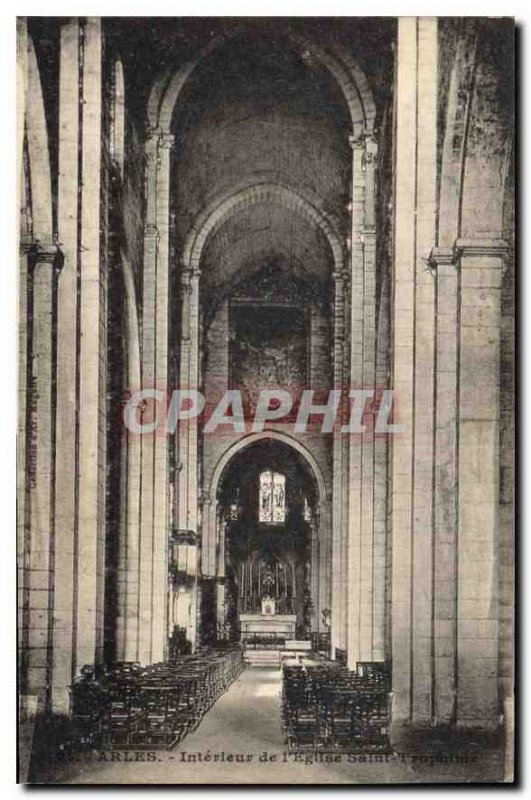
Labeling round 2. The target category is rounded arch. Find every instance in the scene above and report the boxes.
[182,180,345,274]
[149,25,375,135]
[208,431,328,509]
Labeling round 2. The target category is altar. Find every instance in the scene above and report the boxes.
[239,613,297,640]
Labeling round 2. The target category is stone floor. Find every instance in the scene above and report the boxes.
[29,667,507,784]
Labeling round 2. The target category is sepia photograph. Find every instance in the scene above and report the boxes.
[15,11,515,785]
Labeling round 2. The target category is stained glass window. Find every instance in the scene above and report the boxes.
[259,470,286,523]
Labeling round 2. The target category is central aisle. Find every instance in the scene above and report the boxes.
[56,667,503,784]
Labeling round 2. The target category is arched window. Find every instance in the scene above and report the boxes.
[259,470,286,523]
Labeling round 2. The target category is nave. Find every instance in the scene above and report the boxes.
[17,17,514,784]
[38,667,503,785]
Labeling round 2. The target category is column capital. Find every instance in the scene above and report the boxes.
[427,245,459,272]
[145,126,161,143]
[349,129,378,155]
[363,134,378,165]
[27,241,64,274]
[144,224,159,241]
[144,128,160,161]
[427,239,510,277]
[180,265,201,284]
[159,130,175,150]
[349,131,366,151]
[332,268,348,284]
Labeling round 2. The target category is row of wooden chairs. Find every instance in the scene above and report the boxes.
[70,645,245,750]
[282,661,390,753]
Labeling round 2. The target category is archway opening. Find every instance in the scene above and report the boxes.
[211,438,321,648]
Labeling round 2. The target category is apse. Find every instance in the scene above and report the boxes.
[215,438,320,643]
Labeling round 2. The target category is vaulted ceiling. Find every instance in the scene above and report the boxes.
[200,201,334,290]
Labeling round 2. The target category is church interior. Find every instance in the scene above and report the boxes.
[17,17,514,783]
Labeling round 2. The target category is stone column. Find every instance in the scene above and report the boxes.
[151,131,174,662]
[137,127,160,664]
[390,16,439,724]
[346,130,379,670]
[112,250,142,662]
[52,18,80,711]
[214,511,226,636]
[188,270,201,534]
[431,246,459,723]
[75,17,105,672]
[373,276,389,663]
[318,499,332,632]
[309,515,319,632]
[176,266,201,539]
[456,238,506,729]
[344,134,364,668]
[330,268,346,657]
[174,267,201,650]
[411,18,438,724]
[17,15,30,686]
[17,238,30,699]
[430,21,478,725]
[390,17,420,722]
[177,269,192,532]
[359,136,378,664]
[25,243,63,704]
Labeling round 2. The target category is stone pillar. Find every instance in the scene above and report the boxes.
[346,130,379,671]
[52,18,80,711]
[188,270,201,534]
[318,499,332,632]
[214,512,226,636]
[373,272,390,662]
[390,17,421,722]
[359,138,378,665]
[151,131,174,662]
[135,126,175,663]
[176,267,201,537]
[174,267,201,650]
[456,238,506,729]
[75,17,105,672]
[17,239,30,698]
[309,515,319,632]
[411,18,438,724]
[17,15,30,689]
[344,134,364,668]
[25,244,63,704]
[122,257,142,662]
[430,20,478,725]
[115,421,128,662]
[431,246,459,723]
[176,270,191,532]
[138,127,160,664]
[330,269,346,657]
